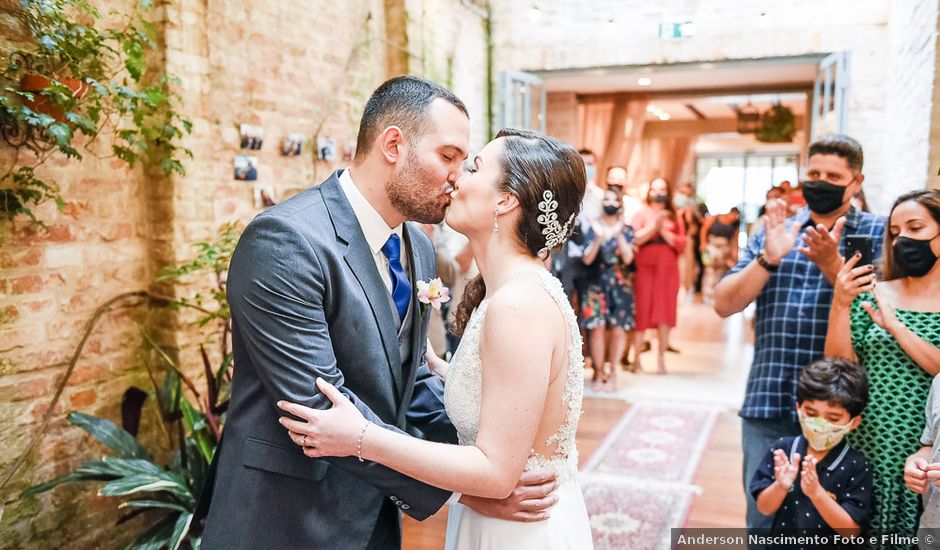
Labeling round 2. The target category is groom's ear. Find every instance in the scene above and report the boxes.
[379,126,406,164]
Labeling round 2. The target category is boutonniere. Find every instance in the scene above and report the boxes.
[416,277,451,311]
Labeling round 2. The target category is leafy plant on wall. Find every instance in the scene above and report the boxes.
[0,0,192,227]
[755,103,797,143]
[8,223,241,549]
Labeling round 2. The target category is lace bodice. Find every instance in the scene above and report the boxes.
[443,269,584,481]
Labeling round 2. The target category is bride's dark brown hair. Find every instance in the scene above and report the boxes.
[451,128,586,335]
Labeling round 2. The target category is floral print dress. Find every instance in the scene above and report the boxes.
[580,225,635,330]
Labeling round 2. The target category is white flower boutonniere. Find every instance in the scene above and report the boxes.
[416,277,451,310]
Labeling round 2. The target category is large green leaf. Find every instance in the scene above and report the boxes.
[125,514,176,550]
[75,458,166,478]
[98,470,194,507]
[180,399,214,464]
[68,412,153,461]
[23,471,96,496]
[120,500,189,514]
[168,512,194,550]
[23,457,160,496]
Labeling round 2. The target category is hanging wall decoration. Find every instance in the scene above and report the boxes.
[755,103,797,143]
[253,182,277,208]
[233,155,258,181]
[281,133,304,156]
[239,124,264,150]
[343,140,357,162]
[317,136,337,161]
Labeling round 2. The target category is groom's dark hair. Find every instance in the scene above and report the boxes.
[354,76,468,163]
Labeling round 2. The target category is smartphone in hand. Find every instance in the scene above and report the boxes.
[844,235,873,268]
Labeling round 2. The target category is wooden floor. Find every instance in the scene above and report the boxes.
[402,300,749,549]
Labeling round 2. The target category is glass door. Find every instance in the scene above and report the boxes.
[499,70,546,134]
[811,52,850,139]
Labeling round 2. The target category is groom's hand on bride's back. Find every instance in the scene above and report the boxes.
[458,468,559,522]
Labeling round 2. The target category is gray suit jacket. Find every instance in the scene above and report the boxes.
[201,171,456,549]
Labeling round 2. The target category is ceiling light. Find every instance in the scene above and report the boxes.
[637,77,652,87]
[658,113,671,121]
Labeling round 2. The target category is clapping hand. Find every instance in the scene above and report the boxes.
[860,285,902,334]
[905,455,930,494]
[800,455,827,501]
[798,217,847,270]
[278,378,367,458]
[833,252,876,308]
[773,449,800,490]
[763,199,801,264]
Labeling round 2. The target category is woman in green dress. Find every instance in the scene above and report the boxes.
[826,190,940,547]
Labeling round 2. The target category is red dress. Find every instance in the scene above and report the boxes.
[631,207,686,330]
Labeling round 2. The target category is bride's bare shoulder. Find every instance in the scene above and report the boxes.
[485,277,561,326]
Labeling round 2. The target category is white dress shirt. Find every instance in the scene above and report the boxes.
[341,168,460,505]
[339,168,406,291]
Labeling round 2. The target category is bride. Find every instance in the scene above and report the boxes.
[277,128,594,549]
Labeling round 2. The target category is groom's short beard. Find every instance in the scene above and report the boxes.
[387,150,447,224]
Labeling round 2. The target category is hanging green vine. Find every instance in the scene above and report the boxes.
[0,0,192,227]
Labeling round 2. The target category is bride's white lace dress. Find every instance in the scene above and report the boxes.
[442,269,594,549]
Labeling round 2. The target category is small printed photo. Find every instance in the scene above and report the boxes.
[317,136,337,161]
[281,133,304,157]
[234,155,258,181]
[240,124,264,150]
[253,182,277,209]
[342,140,357,162]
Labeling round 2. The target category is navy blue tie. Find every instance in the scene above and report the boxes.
[381,234,411,322]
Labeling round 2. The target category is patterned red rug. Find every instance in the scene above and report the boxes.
[580,402,719,550]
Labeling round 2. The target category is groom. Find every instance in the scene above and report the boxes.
[201,76,559,549]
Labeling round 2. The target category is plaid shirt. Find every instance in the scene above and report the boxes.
[728,206,886,421]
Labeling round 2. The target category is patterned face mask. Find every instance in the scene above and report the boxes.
[798,409,854,451]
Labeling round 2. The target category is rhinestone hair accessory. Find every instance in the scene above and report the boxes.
[537,189,575,256]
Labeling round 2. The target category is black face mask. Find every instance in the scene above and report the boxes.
[603,204,622,216]
[650,193,669,205]
[893,235,939,278]
[801,180,848,215]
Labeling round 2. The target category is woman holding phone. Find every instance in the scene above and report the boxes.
[826,189,940,546]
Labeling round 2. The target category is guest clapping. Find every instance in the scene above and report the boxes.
[632,178,685,374]
[582,189,636,391]
[826,189,940,545]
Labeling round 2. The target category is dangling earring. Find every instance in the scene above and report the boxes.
[493,207,500,233]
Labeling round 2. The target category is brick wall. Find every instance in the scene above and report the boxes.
[0,0,488,547]
[488,0,940,215]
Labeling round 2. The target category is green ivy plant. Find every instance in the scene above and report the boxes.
[0,0,192,226]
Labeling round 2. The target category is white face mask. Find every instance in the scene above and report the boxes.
[798,409,853,451]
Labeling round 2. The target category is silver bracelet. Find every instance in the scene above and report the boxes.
[357,421,371,463]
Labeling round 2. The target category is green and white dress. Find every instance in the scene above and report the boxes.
[846,292,940,548]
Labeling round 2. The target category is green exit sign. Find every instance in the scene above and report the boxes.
[658,21,696,39]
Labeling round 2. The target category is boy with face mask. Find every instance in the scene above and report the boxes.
[714,135,886,534]
[750,358,872,538]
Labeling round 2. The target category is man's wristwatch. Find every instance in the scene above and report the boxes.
[756,250,780,272]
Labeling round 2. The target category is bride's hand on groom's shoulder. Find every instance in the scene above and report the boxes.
[277,378,366,458]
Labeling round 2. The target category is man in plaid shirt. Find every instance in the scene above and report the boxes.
[714,134,886,532]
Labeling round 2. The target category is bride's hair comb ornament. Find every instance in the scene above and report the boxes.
[537,189,575,257]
